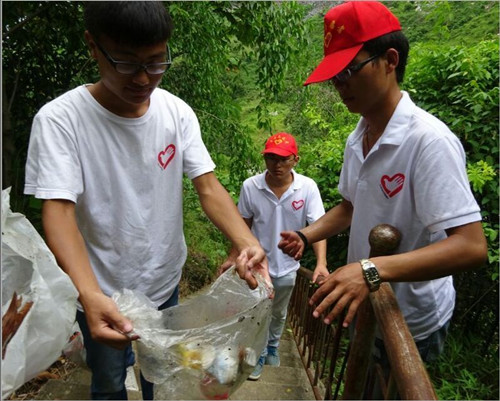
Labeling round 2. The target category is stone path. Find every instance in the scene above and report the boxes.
[35,327,315,400]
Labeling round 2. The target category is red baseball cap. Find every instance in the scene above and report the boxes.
[262,133,298,157]
[304,1,401,86]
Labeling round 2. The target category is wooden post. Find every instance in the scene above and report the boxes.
[368,224,437,400]
[341,224,401,400]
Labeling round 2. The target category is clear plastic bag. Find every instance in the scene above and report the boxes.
[113,266,272,400]
[1,188,79,399]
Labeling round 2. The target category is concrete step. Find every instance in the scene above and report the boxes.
[232,365,315,400]
[231,331,315,400]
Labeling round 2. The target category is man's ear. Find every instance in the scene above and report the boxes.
[84,31,98,60]
[385,48,399,75]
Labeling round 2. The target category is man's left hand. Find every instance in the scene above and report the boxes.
[309,262,369,327]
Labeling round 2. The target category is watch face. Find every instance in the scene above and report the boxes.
[361,260,380,291]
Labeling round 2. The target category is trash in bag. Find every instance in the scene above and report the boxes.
[113,266,273,400]
[1,188,79,399]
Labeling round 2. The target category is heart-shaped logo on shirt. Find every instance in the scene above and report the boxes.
[158,144,176,170]
[292,200,305,211]
[380,173,405,198]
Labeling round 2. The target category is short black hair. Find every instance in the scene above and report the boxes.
[84,1,174,46]
[362,31,409,83]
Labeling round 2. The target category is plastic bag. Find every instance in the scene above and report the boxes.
[62,321,87,367]
[1,188,79,399]
[113,266,273,400]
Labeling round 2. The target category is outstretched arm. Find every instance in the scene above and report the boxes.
[311,239,329,283]
[279,198,353,260]
[218,217,253,275]
[192,172,271,287]
[42,199,136,349]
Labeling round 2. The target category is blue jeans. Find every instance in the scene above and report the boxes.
[76,286,179,400]
[259,271,296,358]
[373,319,451,365]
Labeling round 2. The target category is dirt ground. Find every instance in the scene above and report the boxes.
[8,357,77,400]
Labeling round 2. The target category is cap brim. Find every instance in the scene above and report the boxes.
[262,149,296,157]
[304,44,363,86]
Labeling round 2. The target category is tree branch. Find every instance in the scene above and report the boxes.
[3,2,52,40]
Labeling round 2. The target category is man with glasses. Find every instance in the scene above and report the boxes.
[278,0,486,377]
[24,2,269,400]
[220,132,328,380]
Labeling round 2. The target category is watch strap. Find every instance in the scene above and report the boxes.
[295,230,309,248]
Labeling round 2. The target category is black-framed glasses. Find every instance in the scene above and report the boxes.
[264,154,296,165]
[332,54,381,83]
[95,41,172,75]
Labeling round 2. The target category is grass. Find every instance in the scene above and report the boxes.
[429,327,499,400]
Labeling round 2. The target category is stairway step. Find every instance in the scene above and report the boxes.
[269,338,304,369]
[231,381,315,400]
[261,365,309,385]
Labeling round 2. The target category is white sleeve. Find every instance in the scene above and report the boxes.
[181,105,215,180]
[237,182,253,219]
[306,181,326,224]
[24,112,83,202]
[337,146,352,202]
[413,135,481,232]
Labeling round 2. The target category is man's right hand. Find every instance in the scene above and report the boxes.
[81,292,138,350]
[278,230,305,260]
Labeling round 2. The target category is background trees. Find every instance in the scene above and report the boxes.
[2,1,498,398]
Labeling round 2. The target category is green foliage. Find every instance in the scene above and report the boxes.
[429,328,499,400]
[229,2,306,133]
[404,40,499,166]
[387,1,499,46]
[468,160,496,195]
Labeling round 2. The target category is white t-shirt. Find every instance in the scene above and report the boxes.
[338,91,481,341]
[238,170,325,278]
[24,85,216,307]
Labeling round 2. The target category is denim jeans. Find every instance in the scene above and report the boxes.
[259,271,296,358]
[76,286,179,400]
[373,319,451,365]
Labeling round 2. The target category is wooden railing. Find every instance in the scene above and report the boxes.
[287,224,437,400]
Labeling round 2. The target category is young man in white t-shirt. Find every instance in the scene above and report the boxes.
[220,132,328,380]
[278,1,487,367]
[24,2,269,400]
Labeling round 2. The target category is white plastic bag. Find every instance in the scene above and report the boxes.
[114,266,273,400]
[1,188,79,398]
[62,321,87,367]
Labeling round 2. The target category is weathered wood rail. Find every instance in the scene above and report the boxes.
[287,224,437,400]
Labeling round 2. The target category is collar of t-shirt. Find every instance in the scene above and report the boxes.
[255,169,303,200]
[348,91,417,159]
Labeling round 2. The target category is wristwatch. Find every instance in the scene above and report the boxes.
[359,259,381,292]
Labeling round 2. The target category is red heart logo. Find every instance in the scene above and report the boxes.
[292,200,304,211]
[158,144,176,170]
[380,173,405,198]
